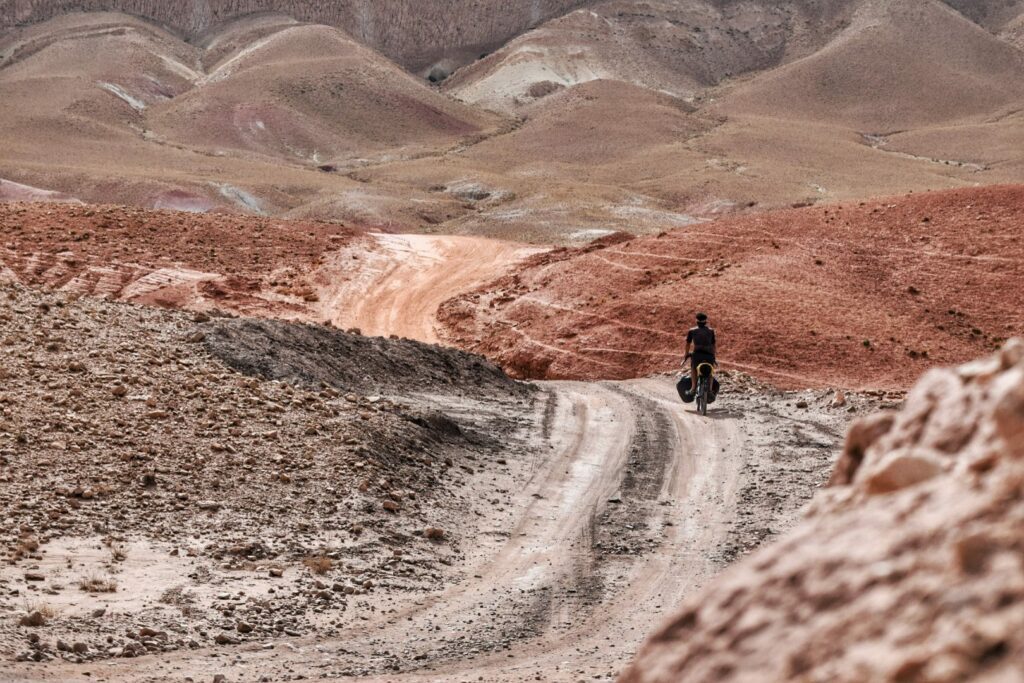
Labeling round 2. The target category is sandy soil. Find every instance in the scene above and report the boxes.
[324,233,544,342]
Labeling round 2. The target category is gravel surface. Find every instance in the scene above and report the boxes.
[0,283,534,668]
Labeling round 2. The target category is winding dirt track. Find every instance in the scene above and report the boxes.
[323,237,746,680]
[328,234,544,343]
[5,235,751,683]
[11,379,744,683]
[338,378,744,682]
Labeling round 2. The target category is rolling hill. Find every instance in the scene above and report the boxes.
[3,0,1024,239]
[438,185,1024,388]
[0,0,595,73]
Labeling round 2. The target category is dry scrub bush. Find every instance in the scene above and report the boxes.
[79,574,118,593]
[303,556,333,575]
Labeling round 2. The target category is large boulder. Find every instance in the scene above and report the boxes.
[620,340,1024,683]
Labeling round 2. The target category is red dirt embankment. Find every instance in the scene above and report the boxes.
[439,185,1024,389]
[0,202,361,314]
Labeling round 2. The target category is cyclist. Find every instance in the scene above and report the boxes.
[682,312,716,394]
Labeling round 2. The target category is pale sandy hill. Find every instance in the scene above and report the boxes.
[147,22,500,164]
[718,0,1024,131]
[0,12,499,217]
[193,12,305,71]
[942,0,1024,30]
[444,0,857,114]
[470,79,712,169]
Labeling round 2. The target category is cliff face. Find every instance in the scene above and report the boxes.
[0,0,592,70]
[620,340,1024,683]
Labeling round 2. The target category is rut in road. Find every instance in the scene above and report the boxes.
[302,237,748,680]
[321,380,746,681]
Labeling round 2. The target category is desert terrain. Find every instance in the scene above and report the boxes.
[4,1,1024,240]
[1,1,1023,682]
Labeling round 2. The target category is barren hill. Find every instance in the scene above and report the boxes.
[941,0,1024,31]
[438,185,1024,388]
[5,1,1024,233]
[0,12,501,216]
[0,0,594,73]
[717,0,1024,131]
[444,0,857,114]
[146,21,498,164]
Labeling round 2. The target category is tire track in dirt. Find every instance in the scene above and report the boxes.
[13,378,747,683]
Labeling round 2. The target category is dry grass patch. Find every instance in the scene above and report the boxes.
[105,540,128,563]
[79,573,118,593]
[303,556,334,575]
[11,535,39,562]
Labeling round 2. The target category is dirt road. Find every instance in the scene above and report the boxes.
[5,376,773,682]
[325,234,544,343]
[1,234,851,682]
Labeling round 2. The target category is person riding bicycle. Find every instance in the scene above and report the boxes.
[683,312,717,394]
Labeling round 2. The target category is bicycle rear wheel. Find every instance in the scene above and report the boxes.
[697,379,708,415]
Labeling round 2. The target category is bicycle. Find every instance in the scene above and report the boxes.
[694,362,715,416]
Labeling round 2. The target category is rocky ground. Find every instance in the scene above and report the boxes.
[621,342,1024,683]
[0,283,536,669]
[0,202,365,318]
[0,279,895,682]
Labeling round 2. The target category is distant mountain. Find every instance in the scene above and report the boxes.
[717,0,1024,130]
[3,0,1024,240]
[0,0,595,73]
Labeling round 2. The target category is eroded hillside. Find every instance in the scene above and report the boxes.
[4,2,1024,238]
[439,185,1024,388]
[0,0,593,72]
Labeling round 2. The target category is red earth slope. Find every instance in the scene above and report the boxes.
[438,185,1024,389]
[0,202,361,316]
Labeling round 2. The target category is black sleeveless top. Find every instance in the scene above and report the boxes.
[686,325,716,354]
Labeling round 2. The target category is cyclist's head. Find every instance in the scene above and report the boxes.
[696,312,708,326]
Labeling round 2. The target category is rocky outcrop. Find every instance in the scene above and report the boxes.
[620,341,1024,683]
[0,0,593,71]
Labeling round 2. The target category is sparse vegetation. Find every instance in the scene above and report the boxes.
[302,555,334,575]
[11,535,39,562]
[79,573,118,593]
[106,541,128,563]
[26,602,59,620]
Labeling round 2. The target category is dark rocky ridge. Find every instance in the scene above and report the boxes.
[204,317,532,399]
